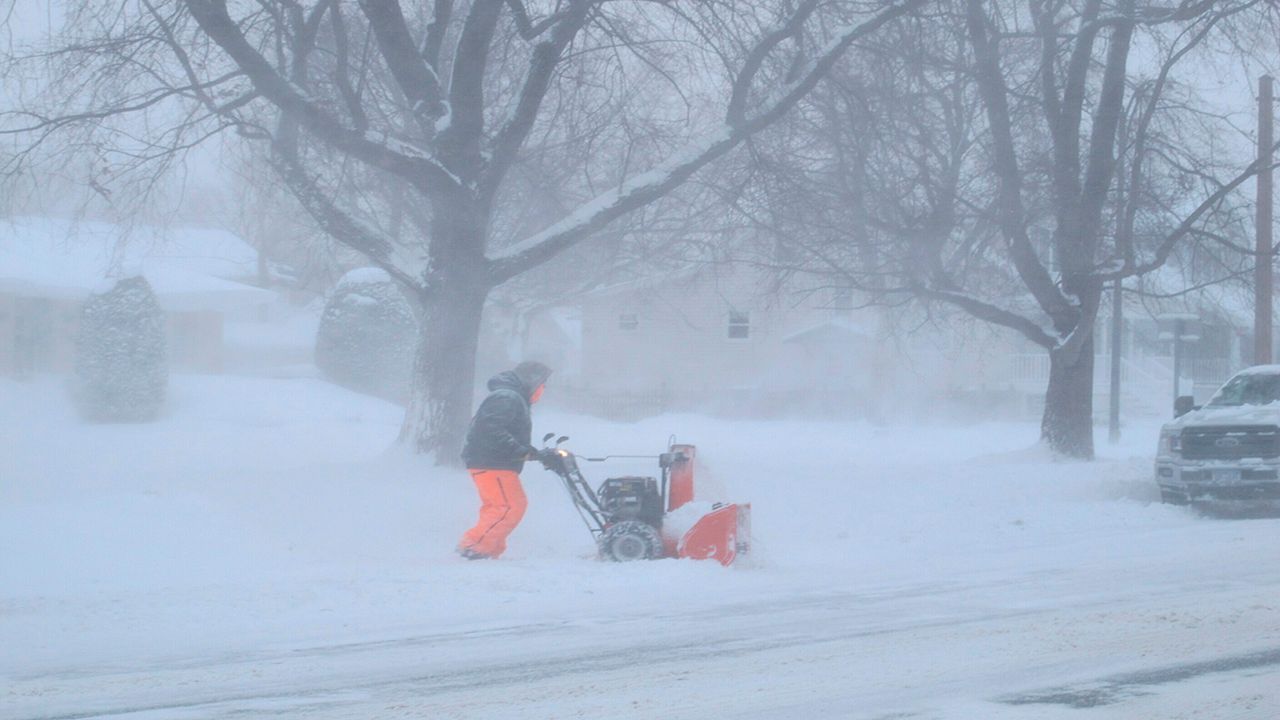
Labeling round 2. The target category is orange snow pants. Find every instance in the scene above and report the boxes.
[458,469,527,558]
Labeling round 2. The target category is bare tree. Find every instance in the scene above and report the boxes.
[730,0,1276,457]
[2,0,927,459]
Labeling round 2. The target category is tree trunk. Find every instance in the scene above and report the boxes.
[400,279,489,463]
[1041,335,1096,459]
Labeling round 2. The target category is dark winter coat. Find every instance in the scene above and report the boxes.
[461,372,537,472]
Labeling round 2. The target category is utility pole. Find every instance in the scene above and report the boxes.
[1173,323,1184,405]
[1109,280,1123,443]
[1256,75,1274,365]
[1109,112,1130,443]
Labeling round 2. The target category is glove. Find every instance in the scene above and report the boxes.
[535,447,562,465]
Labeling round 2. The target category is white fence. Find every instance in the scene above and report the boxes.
[553,353,1240,423]
[1005,353,1235,388]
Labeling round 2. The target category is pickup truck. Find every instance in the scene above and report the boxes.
[1156,366,1280,506]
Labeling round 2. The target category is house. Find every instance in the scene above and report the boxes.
[0,217,276,377]
[541,264,887,420]
[530,259,1267,422]
[1097,272,1254,405]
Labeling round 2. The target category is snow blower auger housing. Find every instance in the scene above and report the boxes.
[536,435,751,566]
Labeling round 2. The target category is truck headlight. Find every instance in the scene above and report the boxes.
[1160,431,1182,455]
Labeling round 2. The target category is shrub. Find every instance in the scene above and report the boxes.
[74,275,168,422]
[314,268,417,402]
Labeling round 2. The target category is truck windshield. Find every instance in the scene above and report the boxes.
[1208,373,1280,406]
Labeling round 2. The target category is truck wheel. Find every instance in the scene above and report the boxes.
[599,521,664,562]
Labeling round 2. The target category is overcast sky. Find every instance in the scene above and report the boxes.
[3,0,1278,224]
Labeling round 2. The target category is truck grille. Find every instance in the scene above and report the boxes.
[1181,426,1280,460]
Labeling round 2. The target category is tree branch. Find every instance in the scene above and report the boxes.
[1103,147,1280,280]
[917,287,1058,348]
[479,0,592,205]
[965,0,1073,327]
[489,0,930,283]
[359,0,446,133]
[725,0,822,128]
[184,0,459,192]
[506,0,567,39]
[1074,0,1135,261]
[436,0,504,177]
[329,2,370,132]
[271,142,424,293]
[422,0,454,71]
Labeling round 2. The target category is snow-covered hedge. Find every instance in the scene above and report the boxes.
[74,275,168,422]
[314,268,417,402]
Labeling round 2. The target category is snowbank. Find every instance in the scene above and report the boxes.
[2,375,1278,718]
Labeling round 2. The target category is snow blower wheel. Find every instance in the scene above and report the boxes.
[599,521,663,562]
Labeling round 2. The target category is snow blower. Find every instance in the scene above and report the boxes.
[535,434,751,566]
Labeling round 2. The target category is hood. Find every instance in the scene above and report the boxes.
[1167,402,1280,430]
[488,371,532,399]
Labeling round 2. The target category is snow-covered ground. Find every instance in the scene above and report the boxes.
[3,375,1278,719]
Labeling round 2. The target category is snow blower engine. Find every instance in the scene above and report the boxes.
[535,434,751,566]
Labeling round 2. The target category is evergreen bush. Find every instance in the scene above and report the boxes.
[74,275,168,422]
[315,268,417,402]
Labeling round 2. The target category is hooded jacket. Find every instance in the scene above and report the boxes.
[461,371,538,471]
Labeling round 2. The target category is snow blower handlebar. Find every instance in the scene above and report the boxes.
[537,433,688,466]
[534,434,690,535]
[535,443,609,537]
[579,449,689,467]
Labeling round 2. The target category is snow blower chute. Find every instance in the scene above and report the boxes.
[535,435,750,566]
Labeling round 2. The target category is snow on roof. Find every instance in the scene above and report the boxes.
[781,317,872,345]
[579,263,709,300]
[0,216,273,312]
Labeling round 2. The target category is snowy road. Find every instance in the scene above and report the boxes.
[9,564,1279,719]
[4,376,1280,719]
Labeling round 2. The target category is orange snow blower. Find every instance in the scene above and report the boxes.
[535,435,751,566]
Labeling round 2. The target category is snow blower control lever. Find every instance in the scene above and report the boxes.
[535,434,750,565]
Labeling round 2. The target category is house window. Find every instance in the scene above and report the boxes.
[618,313,638,331]
[727,310,750,340]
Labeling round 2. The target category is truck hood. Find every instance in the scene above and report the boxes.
[1165,403,1280,431]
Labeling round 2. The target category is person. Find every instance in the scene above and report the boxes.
[457,361,552,560]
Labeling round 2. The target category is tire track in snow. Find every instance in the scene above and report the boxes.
[12,605,1047,720]
[1001,646,1280,708]
[8,573,1277,720]
[5,579,1064,720]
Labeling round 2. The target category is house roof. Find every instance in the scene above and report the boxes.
[0,216,274,312]
[781,317,872,345]
[577,263,710,300]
